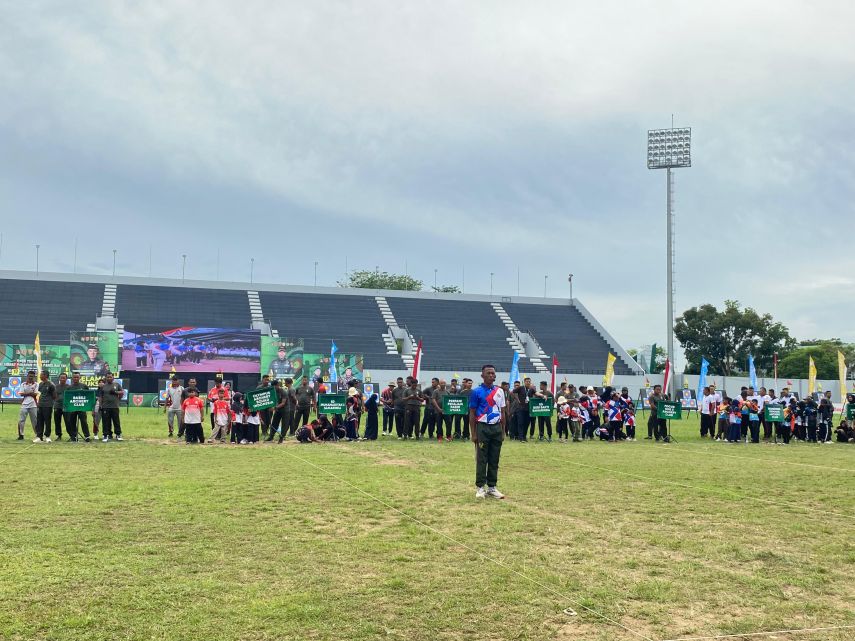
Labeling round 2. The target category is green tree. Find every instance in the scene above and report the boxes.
[432,285,461,294]
[675,300,796,375]
[338,270,423,291]
[776,340,855,380]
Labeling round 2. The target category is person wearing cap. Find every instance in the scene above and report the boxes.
[380,381,396,436]
[344,387,361,440]
[267,346,294,379]
[647,384,668,442]
[556,395,570,442]
[431,379,453,442]
[81,343,108,377]
[470,364,506,499]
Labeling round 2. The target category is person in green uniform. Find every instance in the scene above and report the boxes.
[65,371,92,442]
[99,372,123,441]
[36,370,57,442]
[53,372,70,440]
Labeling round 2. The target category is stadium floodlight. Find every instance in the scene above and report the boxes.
[647,127,691,169]
[648,124,692,394]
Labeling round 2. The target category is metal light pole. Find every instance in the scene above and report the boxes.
[490,272,494,296]
[543,274,548,298]
[181,254,187,284]
[648,123,692,395]
[568,273,574,301]
[250,257,255,284]
[35,244,40,277]
[314,261,318,287]
[112,249,117,277]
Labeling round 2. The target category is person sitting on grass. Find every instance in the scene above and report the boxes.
[835,419,854,443]
[296,420,323,443]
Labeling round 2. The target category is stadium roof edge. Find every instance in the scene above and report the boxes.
[0,269,573,307]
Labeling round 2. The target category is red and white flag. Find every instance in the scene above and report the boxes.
[411,339,423,380]
[550,355,558,396]
[662,358,672,395]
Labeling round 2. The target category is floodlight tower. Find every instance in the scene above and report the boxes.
[647,125,691,395]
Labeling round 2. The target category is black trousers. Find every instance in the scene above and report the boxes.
[259,409,271,437]
[66,411,90,439]
[700,414,714,437]
[394,408,404,437]
[435,414,452,438]
[36,406,53,439]
[750,420,760,443]
[404,407,420,438]
[52,408,65,437]
[101,407,121,437]
[269,407,293,439]
[537,416,552,439]
[556,418,568,439]
[184,423,204,443]
[294,407,310,430]
[382,408,395,433]
[420,408,434,436]
[528,415,536,437]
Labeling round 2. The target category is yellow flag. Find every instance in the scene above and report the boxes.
[34,332,42,375]
[808,356,817,395]
[602,352,616,386]
[838,351,847,401]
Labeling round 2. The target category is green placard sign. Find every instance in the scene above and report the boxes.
[245,387,278,412]
[529,397,553,417]
[442,394,469,415]
[657,400,682,420]
[764,405,784,422]
[846,403,855,420]
[317,394,347,414]
[64,389,96,412]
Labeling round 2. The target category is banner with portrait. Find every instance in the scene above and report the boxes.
[0,343,69,378]
[260,336,304,382]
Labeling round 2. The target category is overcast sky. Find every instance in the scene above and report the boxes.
[2,1,854,365]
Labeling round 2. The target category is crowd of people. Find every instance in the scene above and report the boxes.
[697,384,855,444]
[12,368,855,446]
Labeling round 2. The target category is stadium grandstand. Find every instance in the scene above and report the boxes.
[0,270,641,393]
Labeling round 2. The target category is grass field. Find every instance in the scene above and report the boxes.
[1,408,853,641]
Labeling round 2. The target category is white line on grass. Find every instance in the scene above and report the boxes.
[0,442,37,464]
[558,459,853,521]
[279,447,657,641]
[660,623,855,640]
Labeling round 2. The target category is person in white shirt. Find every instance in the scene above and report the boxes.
[165,376,184,438]
[757,387,772,440]
[699,386,715,439]
[17,370,38,441]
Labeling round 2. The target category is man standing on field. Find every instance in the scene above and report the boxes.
[469,364,506,499]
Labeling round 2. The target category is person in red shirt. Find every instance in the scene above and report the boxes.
[209,390,231,442]
[181,388,206,444]
[207,378,231,433]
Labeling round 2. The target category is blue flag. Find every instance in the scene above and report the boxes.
[509,351,520,386]
[697,357,709,404]
[330,340,338,383]
[748,354,757,390]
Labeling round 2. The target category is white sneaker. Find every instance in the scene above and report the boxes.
[102,437,109,442]
[116,436,123,441]
[32,437,43,443]
[486,486,505,499]
[475,486,487,499]
[44,437,51,443]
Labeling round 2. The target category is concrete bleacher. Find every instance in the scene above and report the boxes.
[503,302,635,375]
[259,291,403,368]
[0,278,104,343]
[386,297,515,371]
[117,284,251,329]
